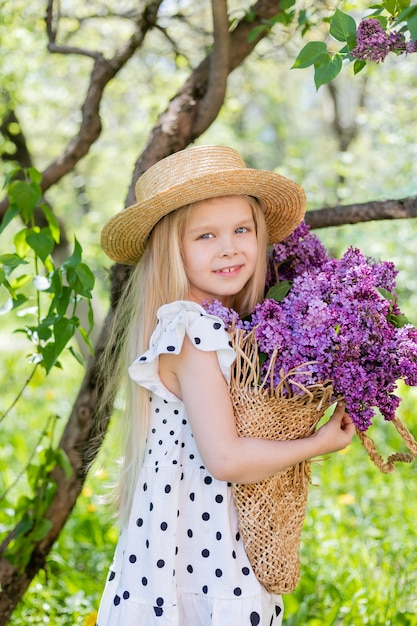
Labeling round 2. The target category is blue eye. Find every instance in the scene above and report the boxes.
[199,233,213,239]
[235,227,248,234]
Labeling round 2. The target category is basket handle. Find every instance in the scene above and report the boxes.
[356,415,417,473]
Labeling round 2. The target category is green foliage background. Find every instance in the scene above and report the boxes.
[1,1,417,624]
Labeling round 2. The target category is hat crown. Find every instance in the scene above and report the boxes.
[135,146,246,203]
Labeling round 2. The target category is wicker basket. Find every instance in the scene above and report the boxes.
[229,328,334,594]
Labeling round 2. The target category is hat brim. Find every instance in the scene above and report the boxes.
[101,168,306,264]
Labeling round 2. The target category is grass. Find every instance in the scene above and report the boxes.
[1,310,417,625]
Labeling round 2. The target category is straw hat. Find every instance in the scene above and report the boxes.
[101,145,306,264]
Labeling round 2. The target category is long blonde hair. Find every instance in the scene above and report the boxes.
[102,196,268,524]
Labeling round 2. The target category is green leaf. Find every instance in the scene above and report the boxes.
[56,448,73,479]
[0,253,29,271]
[292,41,328,69]
[353,59,367,75]
[26,227,55,263]
[0,203,19,234]
[66,262,95,298]
[27,167,43,185]
[63,237,83,269]
[53,316,78,355]
[266,280,292,302]
[377,287,395,303]
[329,9,357,44]
[314,54,343,89]
[77,326,94,355]
[2,166,21,189]
[279,0,295,9]
[29,518,53,542]
[27,463,41,494]
[248,24,269,43]
[14,228,30,257]
[40,203,60,244]
[384,0,398,15]
[394,4,417,31]
[388,312,409,328]
[8,179,42,223]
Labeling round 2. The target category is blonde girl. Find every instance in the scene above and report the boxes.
[97,146,354,625]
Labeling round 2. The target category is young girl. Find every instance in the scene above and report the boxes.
[97,145,355,625]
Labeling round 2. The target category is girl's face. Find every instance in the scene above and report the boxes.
[182,196,259,306]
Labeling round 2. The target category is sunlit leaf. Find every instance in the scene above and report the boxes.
[292,41,328,68]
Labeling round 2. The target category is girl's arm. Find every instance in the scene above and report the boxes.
[160,337,355,484]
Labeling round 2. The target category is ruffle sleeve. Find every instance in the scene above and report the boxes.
[128,300,236,403]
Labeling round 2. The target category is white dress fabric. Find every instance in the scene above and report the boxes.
[97,301,284,626]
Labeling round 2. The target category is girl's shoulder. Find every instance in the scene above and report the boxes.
[152,300,233,354]
[128,300,236,399]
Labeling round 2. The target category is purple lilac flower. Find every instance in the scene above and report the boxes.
[351,18,391,63]
[406,40,417,53]
[388,30,407,53]
[201,299,249,330]
[203,226,417,431]
[266,221,329,287]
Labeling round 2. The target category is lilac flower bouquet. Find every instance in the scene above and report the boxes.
[204,222,417,432]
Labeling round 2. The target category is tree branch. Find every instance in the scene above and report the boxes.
[192,0,230,137]
[306,196,417,229]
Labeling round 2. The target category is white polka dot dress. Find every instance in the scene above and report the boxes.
[97,301,283,626]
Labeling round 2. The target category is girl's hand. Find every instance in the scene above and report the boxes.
[312,401,355,455]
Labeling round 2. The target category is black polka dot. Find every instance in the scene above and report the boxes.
[275,606,282,616]
[204,476,213,485]
[143,482,148,492]
[123,590,130,599]
[129,554,137,563]
[215,494,223,503]
[156,597,164,606]
[154,607,163,617]
[165,485,171,493]
[108,570,115,581]
[161,522,168,531]
[187,529,193,538]
[136,518,143,527]
[139,356,147,361]
[202,585,208,594]
[215,568,223,577]
[150,503,153,511]
[236,531,240,541]
[250,612,261,625]
[242,566,250,575]
[187,564,193,573]
[233,587,242,596]
[157,559,165,568]
[142,577,148,586]
[190,492,195,501]
[167,345,175,352]
[202,512,210,521]
[146,539,150,548]
[174,409,179,415]
[213,322,222,329]
[113,595,121,606]
[202,549,210,558]
[194,337,201,344]
[232,550,236,559]
[216,531,222,540]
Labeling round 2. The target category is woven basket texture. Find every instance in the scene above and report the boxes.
[229,329,333,594]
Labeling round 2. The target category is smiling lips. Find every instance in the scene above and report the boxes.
[214,265,242,275]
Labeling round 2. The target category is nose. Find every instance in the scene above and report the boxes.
[219,235,237,257]
[220,244,236,257]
